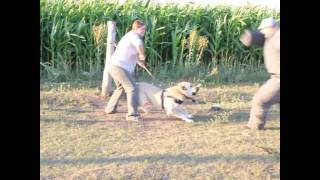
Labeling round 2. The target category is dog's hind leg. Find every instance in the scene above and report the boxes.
[139,106,150,114]
[137,92,151,114]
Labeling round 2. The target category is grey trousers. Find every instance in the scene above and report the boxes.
[105,65,139,117]
[247,75,280,129]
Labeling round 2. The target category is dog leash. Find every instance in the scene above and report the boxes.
[138,56,156,79]
[140,64,155,79]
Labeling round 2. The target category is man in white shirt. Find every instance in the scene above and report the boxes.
[105,20,146,122]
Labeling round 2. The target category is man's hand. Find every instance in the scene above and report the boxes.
[138,54,146,62]
[240,30,252,47]
[137,60,145,67]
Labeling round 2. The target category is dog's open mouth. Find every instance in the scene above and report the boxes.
[183,95,197,103]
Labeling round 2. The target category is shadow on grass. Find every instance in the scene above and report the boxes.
[40,118,171,127]
[188,108,279,126]
[40,118,106,126]
[143,117,182,122]
[40,153,279,166]
[193,115,213,122]
[228,110,280,123]
[265,127,280,130]
[40,108,101,114]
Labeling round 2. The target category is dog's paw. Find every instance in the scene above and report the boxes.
[142,111,150,114]
[187,114,194,119]
[184,118,194,123]
[143,110,150,114]
[166,112,173,116]
[139,107,150,114]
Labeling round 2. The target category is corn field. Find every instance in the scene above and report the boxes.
[40,0,280,82]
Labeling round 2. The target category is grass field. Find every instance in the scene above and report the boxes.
[40,82,280,179]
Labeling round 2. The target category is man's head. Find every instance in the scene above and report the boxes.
[132,20,146,37]
[258,17,279,38]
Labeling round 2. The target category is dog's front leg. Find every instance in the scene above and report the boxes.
[164,99,194,123]
[170,108,194,123]
[176,107,193,119]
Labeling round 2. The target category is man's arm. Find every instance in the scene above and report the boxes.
[273,29,280,50]
[136,44,146,67]
[131,34,146,67]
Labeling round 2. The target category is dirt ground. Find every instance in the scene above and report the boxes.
[40,83,280,179]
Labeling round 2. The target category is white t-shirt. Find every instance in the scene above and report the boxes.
[109,31,143,74]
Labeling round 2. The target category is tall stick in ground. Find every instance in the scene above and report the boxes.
[101,21,116,97]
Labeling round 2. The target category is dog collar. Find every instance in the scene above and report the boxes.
[165,95,184,104]
[173,99,184,104]
[161,90,184,109]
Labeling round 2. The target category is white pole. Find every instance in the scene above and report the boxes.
[101,21,116,97]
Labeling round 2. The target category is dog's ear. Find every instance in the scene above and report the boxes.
[195,84,202,92]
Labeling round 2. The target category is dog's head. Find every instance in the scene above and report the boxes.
[165,82,201,104]
[192,84,201,96]
[176,82,201,98]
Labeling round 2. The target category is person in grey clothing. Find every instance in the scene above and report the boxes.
[105,20,146,122]
[240,17,280,130]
